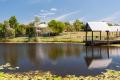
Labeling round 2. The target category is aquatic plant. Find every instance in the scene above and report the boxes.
[0,69,119,80]
[0,63,19,71]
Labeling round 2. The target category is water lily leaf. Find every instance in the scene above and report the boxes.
[8,67,16,70]
[0,67,4,70]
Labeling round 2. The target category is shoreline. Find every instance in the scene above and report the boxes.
[1,41,120,47]
[0,41,85,45]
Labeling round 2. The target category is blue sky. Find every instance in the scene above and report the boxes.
[0,0,120,23]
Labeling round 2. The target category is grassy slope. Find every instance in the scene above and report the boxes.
[0,32,116,43]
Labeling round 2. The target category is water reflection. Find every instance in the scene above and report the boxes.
[85,46,112,69]
[27,44,39,66]
[3,44,18,66]
[0,43,120,76]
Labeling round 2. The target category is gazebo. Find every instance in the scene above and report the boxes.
[85,22,120,46]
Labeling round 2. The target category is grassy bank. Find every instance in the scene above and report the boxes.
[0,32,111,43]
[0,70,120,80]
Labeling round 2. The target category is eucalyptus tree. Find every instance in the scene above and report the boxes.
[17,24,26,36]
[0,23,5,37]
[73,20,85,31]
[26,22,35,37]
[64,22,73,32]
[4,20,15,38]
[48,20,65,35]
[34,16,40,37]
[9,16,18,37]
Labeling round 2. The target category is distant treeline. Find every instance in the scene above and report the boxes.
[0,16,85,38]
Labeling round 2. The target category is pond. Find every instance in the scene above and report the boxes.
[0,43,120,76]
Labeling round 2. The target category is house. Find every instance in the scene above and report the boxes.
[34,22,48,36]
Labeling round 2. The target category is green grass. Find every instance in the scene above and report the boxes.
[0,32,118,43]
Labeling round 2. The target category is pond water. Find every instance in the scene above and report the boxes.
[0,43,120,76]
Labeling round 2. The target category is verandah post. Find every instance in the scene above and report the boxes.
[100,31,102,40]
[106,31,109,45]
[86,26,88,42]
[92,31,94,45]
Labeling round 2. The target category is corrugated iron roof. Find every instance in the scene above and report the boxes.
[87,22,120,32]
[109,26,120,31]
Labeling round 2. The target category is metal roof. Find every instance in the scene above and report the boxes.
[109,26,120,32]
[38,23,48,28]
[87,22,120,32]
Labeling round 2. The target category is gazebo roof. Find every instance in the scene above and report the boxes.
[87,22,120,32]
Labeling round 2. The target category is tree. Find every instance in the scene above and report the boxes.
[64,22,73,32]
[0,23,5,37]
[48,20,65,34]
[73,20,85,31]
[9,16,18,37]
[4,20,15,38]
[9,16,18,28]
[34,16,40,37]
[26,22,35,37]
[17,24,26,36]
[34,16,40,23]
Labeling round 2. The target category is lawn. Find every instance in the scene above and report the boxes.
[0,31,118,43]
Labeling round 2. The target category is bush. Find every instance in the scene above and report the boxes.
[48,20,65,34]
[5,28,15,38]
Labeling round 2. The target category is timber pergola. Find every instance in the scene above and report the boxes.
[85,22,120,46]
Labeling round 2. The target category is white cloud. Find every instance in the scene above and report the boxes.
[37,8,57,18]
[50,8,57,11]
[35,10,56,19]
[55,11,80,21]
[40,12,55,16]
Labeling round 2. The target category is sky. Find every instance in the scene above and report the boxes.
[0,0,120,24]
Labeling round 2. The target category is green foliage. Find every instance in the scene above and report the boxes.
[73,20,85,31]
[16,24,26,35]
[0,16,85,39]
[9,16,18,28]
[4,20,10,29]
[64,22,73,32]
[6,28,15,38]
[26,23,36,37]
[0,23,5,37]
[3,20,15,38]
[9,16,19,37]
[48,20,65,34]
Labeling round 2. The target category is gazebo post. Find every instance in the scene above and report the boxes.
[86,26,88,43]
[100,31,102,40]
[92,31,94,45]
[106,31,109,45]
[119,31,120,37]
[117,29,118,37]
